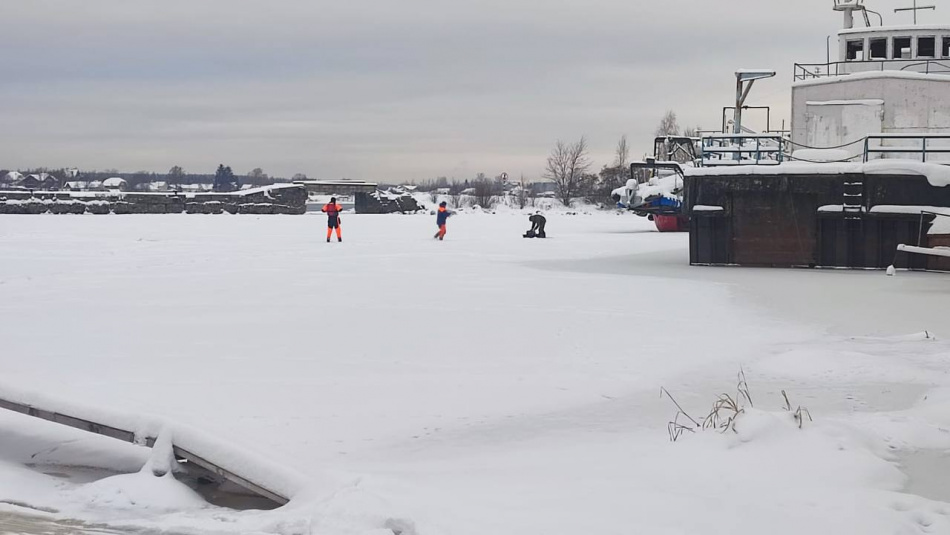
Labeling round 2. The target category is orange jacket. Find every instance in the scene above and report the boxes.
[436,206,452,226]
[322,203,342,216]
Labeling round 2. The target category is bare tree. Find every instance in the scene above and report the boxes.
[682,125,701,138]
[655,110,680,137]
[516,174,530,210]
[449,180,465,209]
[166,166,185,189]
[544,136,592,207]
[292,173,308,181]
[471,177,496,209]
[615,134,629,170]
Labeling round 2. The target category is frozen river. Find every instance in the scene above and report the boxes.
[1,212,948,534]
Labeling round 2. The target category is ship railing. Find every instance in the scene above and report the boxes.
[700,134,786,167]
[794,59,950,81]
[863,134,950,163]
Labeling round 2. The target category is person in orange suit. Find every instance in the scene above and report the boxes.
[322,197,343,242]
[434,201,453,240]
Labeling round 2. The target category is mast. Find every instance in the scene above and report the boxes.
[833,0,866,29]
[894,0,936,24]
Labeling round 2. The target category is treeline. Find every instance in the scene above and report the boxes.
[409,174,552,195]
[404,173,558,210]
[543,110,700,207]
[1,165,292,191]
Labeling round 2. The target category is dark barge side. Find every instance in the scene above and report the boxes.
[684,163,950,270]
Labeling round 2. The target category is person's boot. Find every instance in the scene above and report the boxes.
[338,237,342,242]
[327,237,331,243]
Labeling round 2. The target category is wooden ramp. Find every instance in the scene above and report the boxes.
[0,397,290,507]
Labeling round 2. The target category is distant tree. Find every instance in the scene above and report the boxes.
[471,177,496,209]
[416,176,450,192]
[291,173,308,181]
[589,134,634,202]
[213,164,239,192]
[615,134,630,171]
[515,174,530,210]
[248,167,268,180]
[449,180,465,208]
[596,165,627,204]
[682,125,701,138]
[167,166,185,189]
[655,110,680,137]
[544,136,592,207]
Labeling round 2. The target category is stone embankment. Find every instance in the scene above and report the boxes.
[0,185,307,215]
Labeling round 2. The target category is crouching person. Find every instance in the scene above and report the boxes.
[524,213,546,238]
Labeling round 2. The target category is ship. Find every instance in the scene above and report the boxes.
[630,0,950,269]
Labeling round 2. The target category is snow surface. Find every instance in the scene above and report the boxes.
[1,213,950,534]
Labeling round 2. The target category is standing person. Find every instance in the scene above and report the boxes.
[434,201,452,240]
[322,197,343,242]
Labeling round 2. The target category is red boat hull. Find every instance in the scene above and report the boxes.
[653,214,689,232]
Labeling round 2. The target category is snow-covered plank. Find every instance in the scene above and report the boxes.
[0,398,136,443]
[0,392,295,506]
[897,243,950,258]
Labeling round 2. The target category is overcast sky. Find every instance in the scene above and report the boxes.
[0,0,934,181]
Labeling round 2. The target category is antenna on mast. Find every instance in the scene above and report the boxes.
[894,0,936,24]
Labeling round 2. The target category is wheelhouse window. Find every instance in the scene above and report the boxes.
[846,39,865,61]
[869,37,887,59]
[918,36,936,58]
[943,36,950,58]
[893,36,912,59]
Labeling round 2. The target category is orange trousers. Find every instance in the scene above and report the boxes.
[434,225,446,240]
[327,226,341,240]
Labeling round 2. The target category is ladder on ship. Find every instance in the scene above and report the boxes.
[842,179,865,219]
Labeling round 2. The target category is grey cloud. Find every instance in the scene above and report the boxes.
[0,0,922,180]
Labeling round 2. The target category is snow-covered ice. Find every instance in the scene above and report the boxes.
[1,212,949,534]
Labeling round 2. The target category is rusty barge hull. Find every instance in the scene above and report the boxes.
[685,171,950,269]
